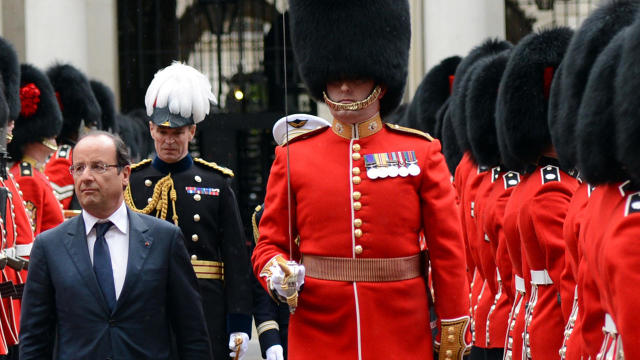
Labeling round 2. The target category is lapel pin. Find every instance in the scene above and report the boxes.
[145,241,150,247]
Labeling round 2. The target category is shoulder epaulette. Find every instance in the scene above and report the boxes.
[385,123,434,141]
[131,159,152,170]
[194,158,234,177]
[541,165,561,184]
[20,162,33,176]
[252,204,263,244]
[282,126,329,146]
[503,171,520,189]
[20,161,33,176]
[626,191,640,216]
[56,144,72,159]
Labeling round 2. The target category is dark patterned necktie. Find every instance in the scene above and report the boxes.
[93,221,116,312]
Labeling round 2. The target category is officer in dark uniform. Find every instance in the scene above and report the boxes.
[124,62,252,360]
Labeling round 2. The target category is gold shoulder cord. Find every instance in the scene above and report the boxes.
[124,173,179,226]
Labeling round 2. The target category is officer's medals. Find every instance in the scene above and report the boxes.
[377,153,389,178]
[397,151,409,177]
[404,151,421,176]
[364,154,379,180]
[387,152,399,178]
[364,151,420,179]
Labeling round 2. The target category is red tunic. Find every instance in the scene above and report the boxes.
[476,167,515,350]
[577,184,618,358]
[252,117,470,360]
[455,152,478,286]
[599,183,640,358]
[10,161,64,236]
[517,163,578,359]
[502,171,531,360]
[44,144,75,209]
[560,182,590,360]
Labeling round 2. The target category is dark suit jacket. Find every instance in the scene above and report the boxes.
[19,208,212,360]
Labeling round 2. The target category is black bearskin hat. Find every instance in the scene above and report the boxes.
[9,64,63,161]
[46,63,101,143]
[439,98,462,175]
[289,0,410,117]
[451,39,512,153]
[401,56,461,134]
[466,50,511,168]
[496,27,573,172]
[90,80,118,133]
[615,17,640,184]
[552,0,639,170]
[0,37,21,122]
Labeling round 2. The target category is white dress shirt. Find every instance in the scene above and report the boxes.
[82,201,129,299]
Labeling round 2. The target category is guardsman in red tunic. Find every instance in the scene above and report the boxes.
[495,27,575,360]
[252,1,471,359]
[43,64,101,211]
[464,49,513,360]
[549,3,639,358]
[589,17,640,358]
[572,25,634,359]
[448,40,511,359]
[8,64,64,236]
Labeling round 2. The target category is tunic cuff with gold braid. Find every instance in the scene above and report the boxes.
[434,316,471,360]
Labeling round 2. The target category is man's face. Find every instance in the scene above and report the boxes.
[149,123,196,163]
[325,79,381,124]
[72,135,130,218]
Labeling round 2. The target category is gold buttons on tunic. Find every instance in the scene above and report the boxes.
[194,175,202,183]
[192,234,199,242]
[448,327,455,334]
[354,245,363,255]
[145,179,152,187]
[352,144,361,152]
[352,176,361,185]
[191,255,198,260]
[193,214,201,222]
[354,229,362,238]
[352,167,361,176]
[354,218,362,227]
[352,191,361,200]
[352,153,361,161]
[194,194,202,201]
[353,201,362,211]
[447,335,455,343]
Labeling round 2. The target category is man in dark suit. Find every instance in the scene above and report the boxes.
[19,131,212,359]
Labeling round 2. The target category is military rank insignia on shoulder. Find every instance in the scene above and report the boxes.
[491,166,501,182]
[131,158,152,171]
[541,165,561,184]
[57,144,72,159]
[385,123,434,141]
[20,162,33,176]
[282,126,329,146]
[503,171,520,189]
[194,158,234,177]
[625,191,640,216]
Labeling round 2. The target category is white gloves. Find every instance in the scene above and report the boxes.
[228,332,249,360]
[266,344,284,360]
[269,260,305,299]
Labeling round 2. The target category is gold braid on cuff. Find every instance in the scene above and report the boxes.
[323,85,382,112]
[435,317,471,359]
[124,174,179,226]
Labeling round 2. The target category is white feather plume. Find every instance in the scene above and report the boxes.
[144,62,217,124]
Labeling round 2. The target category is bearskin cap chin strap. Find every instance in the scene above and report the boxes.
[322,85,382,112]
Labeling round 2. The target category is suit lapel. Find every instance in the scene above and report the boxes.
[115,209,152,311]
[62,216,110,313]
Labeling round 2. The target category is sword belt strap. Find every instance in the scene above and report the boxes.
[303,254,423,282]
